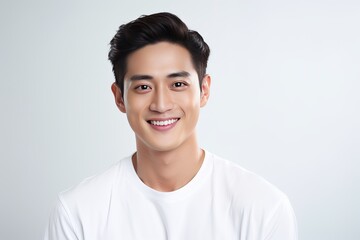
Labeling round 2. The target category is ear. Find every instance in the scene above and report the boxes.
[200,74,211,107]
[111,82,126,113]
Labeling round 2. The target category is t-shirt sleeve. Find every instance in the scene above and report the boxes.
[264,197,298,240]
[44,196,79,240]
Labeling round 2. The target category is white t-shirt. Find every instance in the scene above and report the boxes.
[44,151,298,240]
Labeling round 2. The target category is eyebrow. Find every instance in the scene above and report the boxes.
[129,74,153,81]
[167,71,190,78]
[128,71,191,81]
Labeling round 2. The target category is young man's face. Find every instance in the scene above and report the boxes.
[112,42,210,152]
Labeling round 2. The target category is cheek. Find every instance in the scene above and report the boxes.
[124,95,148,126]
[177,91,201,119]
[126,108,146,134]
[184,89,201,109]
[125,93,147,112]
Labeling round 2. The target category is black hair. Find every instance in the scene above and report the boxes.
[108,12,210,96]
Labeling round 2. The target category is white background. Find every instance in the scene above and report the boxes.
[1,0,359,239]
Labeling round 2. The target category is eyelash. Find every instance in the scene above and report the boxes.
[172,82,188,88]
[135,85,151,91]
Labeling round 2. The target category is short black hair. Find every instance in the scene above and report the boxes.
[108,12,210,96]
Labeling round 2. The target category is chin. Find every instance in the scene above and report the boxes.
[145,142,181,153]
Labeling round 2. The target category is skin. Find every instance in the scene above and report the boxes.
[111,41,211,192]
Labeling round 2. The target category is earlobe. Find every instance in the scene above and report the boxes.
[111,83,126,113]
[200,74,211,107]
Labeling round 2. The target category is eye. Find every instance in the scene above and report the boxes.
[173,82,187,88]
[135,85,151,92]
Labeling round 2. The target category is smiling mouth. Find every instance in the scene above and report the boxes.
[147,118,180,126]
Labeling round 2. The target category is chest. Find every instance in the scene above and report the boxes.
[91,186,259,240]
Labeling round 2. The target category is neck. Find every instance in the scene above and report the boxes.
[133,135,204,192]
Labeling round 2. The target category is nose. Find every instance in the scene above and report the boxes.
[149,88,174,113]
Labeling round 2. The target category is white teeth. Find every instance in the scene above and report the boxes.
[150,119,178,126]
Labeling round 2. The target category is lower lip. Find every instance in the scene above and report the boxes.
[148,120,179,131]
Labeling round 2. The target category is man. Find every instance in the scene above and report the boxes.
[45,12,298,239]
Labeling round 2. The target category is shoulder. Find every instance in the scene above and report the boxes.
[207,151,289,208]
[59,156,131,211]
[207,151,297,237]
[45,156,132,239]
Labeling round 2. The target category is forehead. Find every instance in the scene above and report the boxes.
[125,42,196,77]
